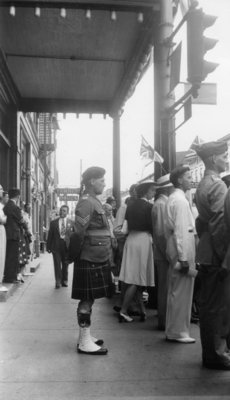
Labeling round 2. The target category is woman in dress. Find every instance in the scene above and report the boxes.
[119,181,156,322]
[0,184,7,286]
[69,166,112,355]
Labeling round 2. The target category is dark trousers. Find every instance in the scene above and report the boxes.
[3,240,19,283]
[52,239,68,285]
[199,265,230,363]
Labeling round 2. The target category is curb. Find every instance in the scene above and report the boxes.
[30,258,40,273]
[0,258,41,302]
[0,282,18,302]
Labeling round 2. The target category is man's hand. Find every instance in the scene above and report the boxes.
[178,260,189,275]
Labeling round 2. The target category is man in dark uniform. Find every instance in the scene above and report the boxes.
[68,166,112,355]
[194,140,230,369]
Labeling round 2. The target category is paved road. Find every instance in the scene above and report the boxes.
[0,253,229,400]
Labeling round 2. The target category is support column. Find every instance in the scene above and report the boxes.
[154,0,176,178]
[112,112,121,208]
[9,110,18,187]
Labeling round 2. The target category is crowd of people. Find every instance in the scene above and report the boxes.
[66,140,230,370]
[0,187,33,288]
[2,139,230,371]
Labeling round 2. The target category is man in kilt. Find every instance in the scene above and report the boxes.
[69,166,112,355]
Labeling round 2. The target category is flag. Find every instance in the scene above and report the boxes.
[179,0,192,16]
[189,136,205,151]
[140,136,164,164]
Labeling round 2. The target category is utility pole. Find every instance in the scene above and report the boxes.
[43,115,47,236]
[80,158,82,186]
[112,112,121,208]
[154,0,175,178]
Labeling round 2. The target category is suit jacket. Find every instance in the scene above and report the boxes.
[3,199,23,241]
[46,217,75,252]
[165,189,196,269]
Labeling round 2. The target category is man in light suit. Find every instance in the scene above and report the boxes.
[47,205,75,288]
[165,166,196,344]
[152,174,174,330]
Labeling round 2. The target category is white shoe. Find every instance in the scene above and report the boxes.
[166,336,196,344]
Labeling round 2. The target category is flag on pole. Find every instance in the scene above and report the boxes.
[140,135,164,164]
[179,0,192,16]
[189,135,205,151]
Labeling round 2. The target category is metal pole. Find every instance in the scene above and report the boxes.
[80,158,82,184]
[44,114,47,237]
[112,112,121,208]
[154,0,175,177]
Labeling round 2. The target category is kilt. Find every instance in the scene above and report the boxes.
[71,259,112,300]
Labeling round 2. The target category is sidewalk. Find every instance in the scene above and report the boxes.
[0,252,229,400]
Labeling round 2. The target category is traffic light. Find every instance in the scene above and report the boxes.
[187,8,218,85]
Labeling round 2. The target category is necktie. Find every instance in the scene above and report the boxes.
[60,218,66,238]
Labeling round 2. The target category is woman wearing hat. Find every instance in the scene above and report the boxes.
[69,166,112,355]
[118,181,156,322]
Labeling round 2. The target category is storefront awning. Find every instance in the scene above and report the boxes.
[0,0,159,115]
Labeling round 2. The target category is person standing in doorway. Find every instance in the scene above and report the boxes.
[195,141,230,370]
[165,166,196,343]
[47,205,75,288]
[3,188,22,283]
[0,184,7,287]
[68,166,112,355]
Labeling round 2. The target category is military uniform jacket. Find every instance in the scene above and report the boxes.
[69,195,111,263]
[195,170,228,265]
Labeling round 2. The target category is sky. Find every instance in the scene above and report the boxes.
[56,0,230,191]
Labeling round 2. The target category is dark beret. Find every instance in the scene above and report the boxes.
[82,166,105,184]
[170,165,190,187]
[8,188,20,198]
[193,141,228,160]
[136,181,156,198]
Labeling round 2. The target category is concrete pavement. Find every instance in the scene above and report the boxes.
[0,252,229,400]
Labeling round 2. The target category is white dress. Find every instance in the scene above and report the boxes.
[119,198,155,287]
[0,203,7,283]
[165,188,196,339]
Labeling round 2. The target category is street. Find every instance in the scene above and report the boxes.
[0,252,229,400]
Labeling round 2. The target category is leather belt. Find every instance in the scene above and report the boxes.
[85,229,110,237]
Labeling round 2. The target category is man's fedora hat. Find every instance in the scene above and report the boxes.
[156,174,173,188]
